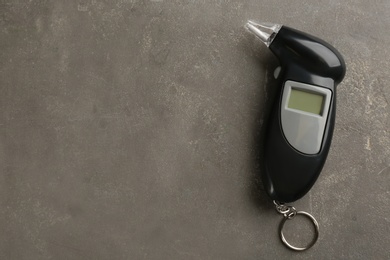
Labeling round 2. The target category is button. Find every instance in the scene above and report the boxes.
[274,66,281,79]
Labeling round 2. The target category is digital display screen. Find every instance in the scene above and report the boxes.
[288,88,324,115]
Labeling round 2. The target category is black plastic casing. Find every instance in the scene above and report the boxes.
[263,26,346,203]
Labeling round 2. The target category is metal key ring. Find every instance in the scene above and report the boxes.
[279,211,319,251]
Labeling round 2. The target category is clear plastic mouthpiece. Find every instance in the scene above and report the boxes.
[245,20,282,47]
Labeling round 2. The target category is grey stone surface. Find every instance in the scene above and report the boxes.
[0,0,389,259]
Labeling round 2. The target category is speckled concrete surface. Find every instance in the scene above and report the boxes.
[0,1,389,259]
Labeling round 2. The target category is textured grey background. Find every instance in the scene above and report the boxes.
[1,0,389,259]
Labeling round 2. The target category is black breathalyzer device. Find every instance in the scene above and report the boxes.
[246,21,346,203]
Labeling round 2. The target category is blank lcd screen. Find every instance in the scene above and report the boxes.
[288,88,324,115]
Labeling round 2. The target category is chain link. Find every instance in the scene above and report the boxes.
[273,200,297,219]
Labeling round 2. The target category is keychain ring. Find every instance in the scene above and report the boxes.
[279,211,319,251]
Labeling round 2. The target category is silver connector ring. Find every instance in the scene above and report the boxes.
[279,211,319,251]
